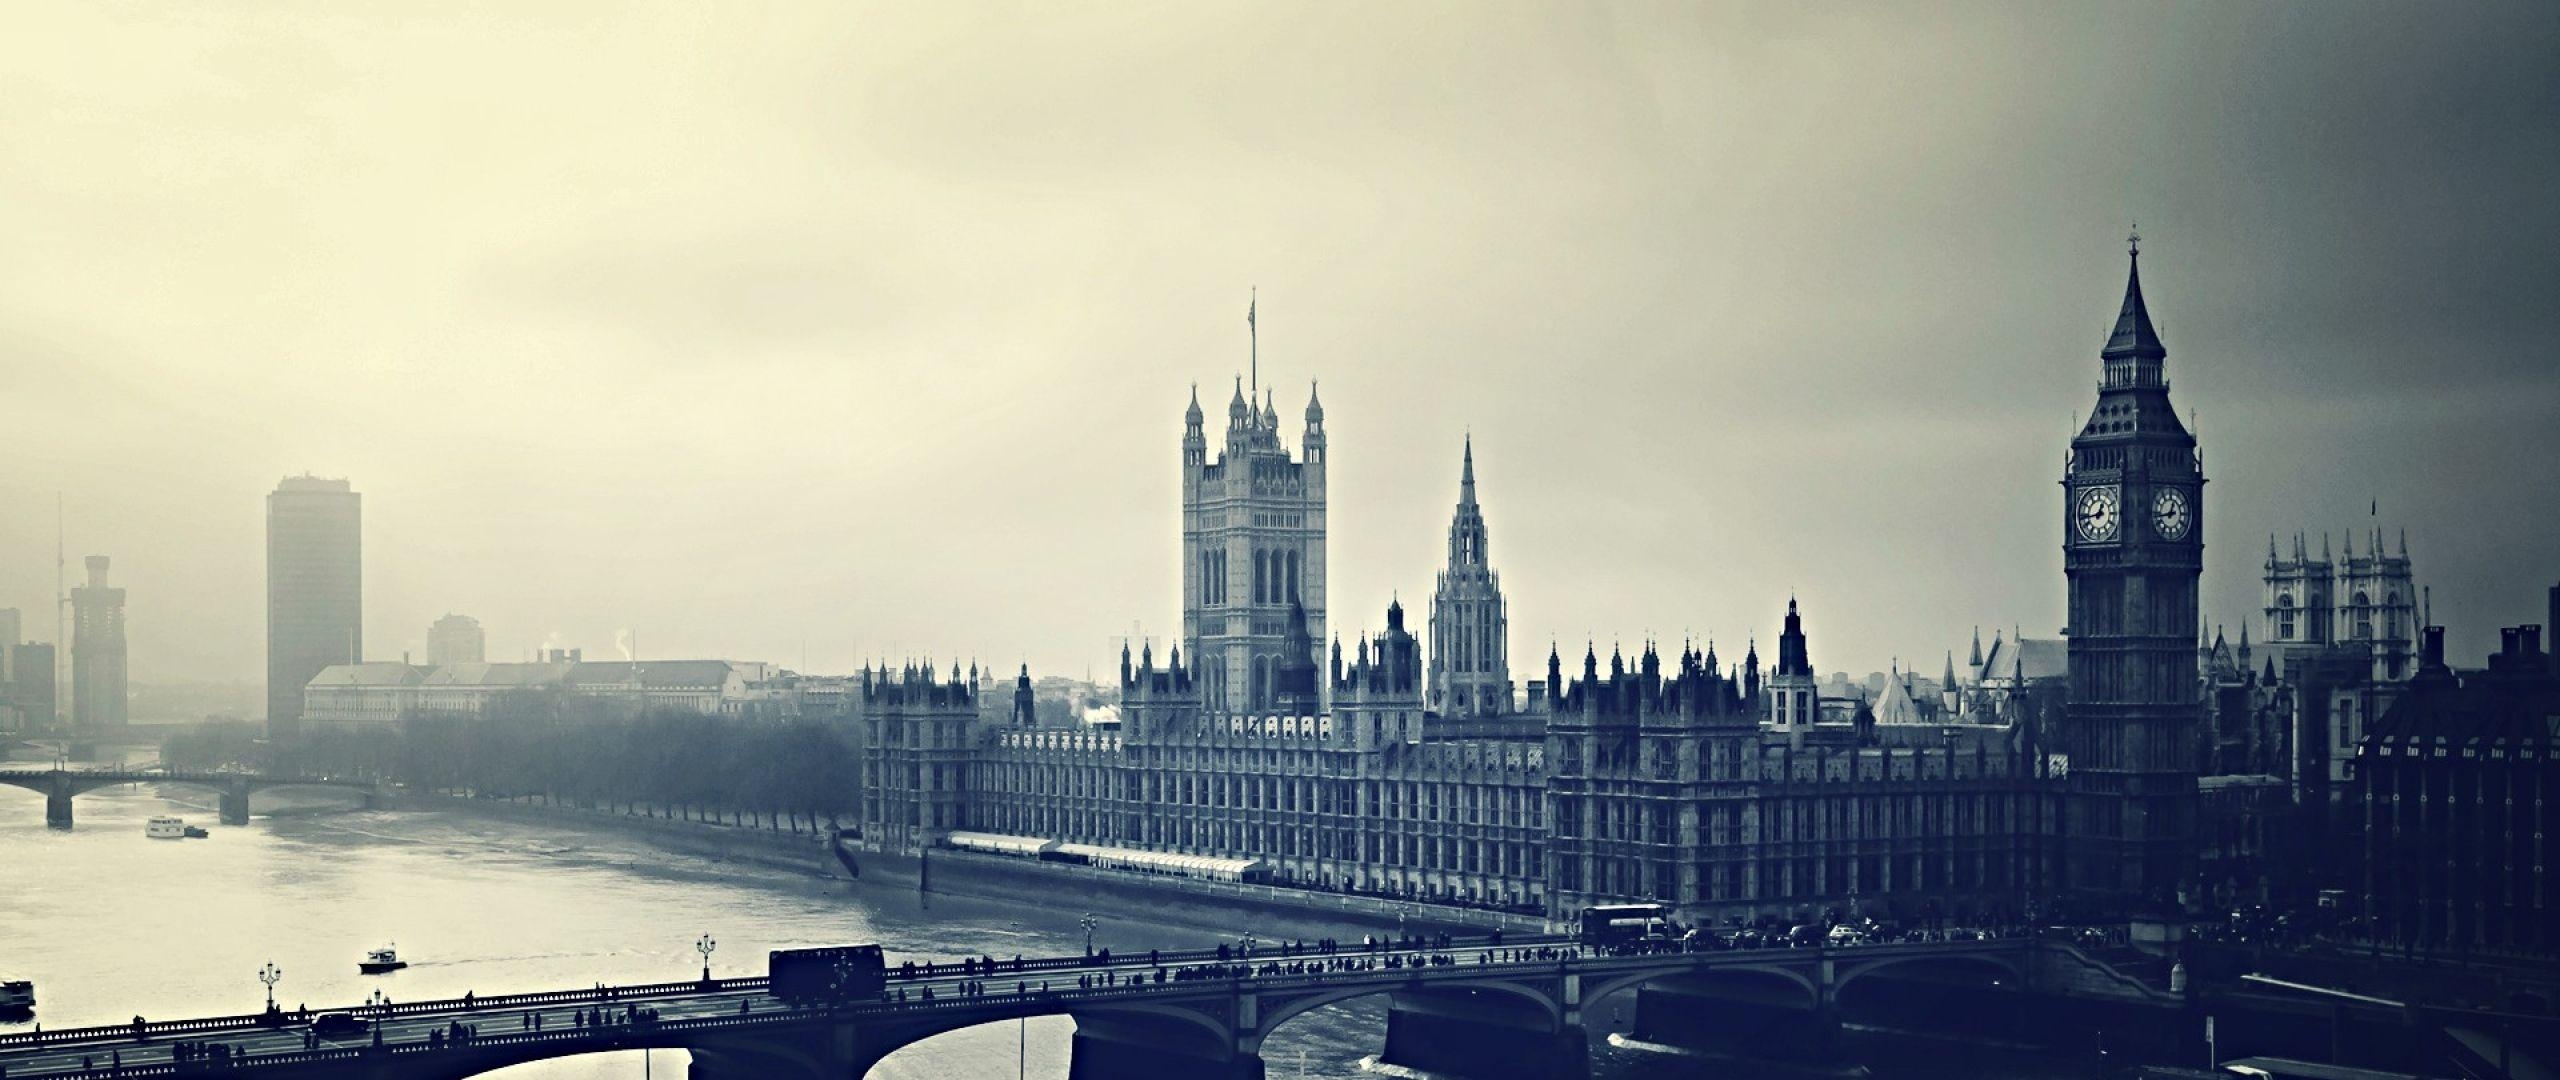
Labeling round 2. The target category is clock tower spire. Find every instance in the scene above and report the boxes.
[2058,231,2204,913]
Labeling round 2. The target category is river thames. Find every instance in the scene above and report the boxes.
[0,777,2066,1079]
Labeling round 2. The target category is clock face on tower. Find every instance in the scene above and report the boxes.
[2074,485,2120,543]
[2151,487,2191,541]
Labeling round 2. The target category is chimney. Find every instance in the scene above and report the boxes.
[2522,625,2544,661]
[2499,627,2521,657]
[2422,626,2445,670]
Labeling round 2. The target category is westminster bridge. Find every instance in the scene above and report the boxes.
[0,767,377,828]
[0,933,2189,1080]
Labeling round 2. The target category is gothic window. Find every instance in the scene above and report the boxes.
[2277,594,2296,640]
[1287,550,1301,603]
[1253,550,1267,605]
[2352,591,2372,641]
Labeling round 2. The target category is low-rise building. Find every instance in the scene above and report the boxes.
[301,656,778,724]
[2358,605,2558,957]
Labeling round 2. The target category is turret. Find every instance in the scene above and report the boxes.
[1184,384,1207,467]
[1226,377,1251,447]
[1013,664,1035,728]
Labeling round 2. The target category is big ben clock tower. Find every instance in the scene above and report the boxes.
[2059,231,2203,912]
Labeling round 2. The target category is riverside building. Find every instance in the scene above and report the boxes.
[848,265,2211,928]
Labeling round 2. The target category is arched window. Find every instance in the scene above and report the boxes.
[1287,550,1301,603]
[1253,550,1267,605]
[2352,591,2372,641]
[2277,594,2296,640]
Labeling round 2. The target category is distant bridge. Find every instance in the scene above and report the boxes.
[0,767,377,828]
[0,935,2179,1079]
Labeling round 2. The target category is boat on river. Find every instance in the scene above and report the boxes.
[0,978,32,1018]
[360,944,407,974]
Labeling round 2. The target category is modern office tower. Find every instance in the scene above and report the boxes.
[69,555,128,729]
[0,607,18,683]
[8,643,55,732]
[268,475,362,731]
[427,613,487,666]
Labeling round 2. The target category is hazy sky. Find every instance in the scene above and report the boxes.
[5,2,2556,692]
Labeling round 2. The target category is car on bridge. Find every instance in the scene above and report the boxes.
[311,1012,368,1038]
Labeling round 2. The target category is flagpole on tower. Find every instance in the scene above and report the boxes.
[1248,287,1258,400]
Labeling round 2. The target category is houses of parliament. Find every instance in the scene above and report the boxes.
[857,246,2211,928]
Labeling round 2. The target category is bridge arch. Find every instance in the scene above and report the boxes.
[1247,977,1562,1056]
[391,1029,829,1080]
[848,995,1240,1079]
[1585,962,1821,1013]
[1834,949,2025,999]
[857,1011,1078,1080]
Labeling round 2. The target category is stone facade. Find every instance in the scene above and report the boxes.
[863,597,2053,928]
[2358,616,2558,955]
[1182,380,1326,714]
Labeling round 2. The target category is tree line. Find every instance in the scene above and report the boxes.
[162,690,863,833]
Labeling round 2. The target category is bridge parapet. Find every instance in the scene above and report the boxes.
[0,937,2175,1080]
[0,768,377,829]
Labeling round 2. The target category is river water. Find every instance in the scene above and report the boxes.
[0,775,2070,1079]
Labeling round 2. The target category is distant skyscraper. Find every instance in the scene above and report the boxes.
[1428,437,1510,717]
[8,643,55,732]
[70,555,128,729]
[268,475,362,729]
[0,607,19,682]
[427,614,486,666]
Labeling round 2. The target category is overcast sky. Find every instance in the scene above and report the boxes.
[4,2,2555,692]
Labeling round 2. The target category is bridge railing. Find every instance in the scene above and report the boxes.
[0,977,770,1050]
[891,933,1558,981]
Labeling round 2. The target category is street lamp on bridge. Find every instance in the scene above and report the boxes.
[696,934,717,983]
[1080,913,1097,957]
[258,962,281,1012]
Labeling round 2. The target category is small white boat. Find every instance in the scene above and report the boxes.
[0,978,33,1018]
[360,944,408,974]
[145,816,189,840]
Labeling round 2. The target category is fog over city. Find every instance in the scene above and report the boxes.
[4,2,2555,693]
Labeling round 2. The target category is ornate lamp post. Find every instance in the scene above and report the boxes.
[258,962,282,1012]
[1081,913,1098,956]
[695,934,717,983]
